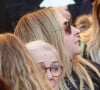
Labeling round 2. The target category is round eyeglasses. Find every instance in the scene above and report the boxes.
[39,64,63,77]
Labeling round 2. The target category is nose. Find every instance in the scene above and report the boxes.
[46,69,53,80]
[71,26,80,36]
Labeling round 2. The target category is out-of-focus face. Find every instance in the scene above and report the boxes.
[55,7,81,58]
[27,46,63,90]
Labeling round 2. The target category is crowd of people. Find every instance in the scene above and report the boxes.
[0,0,100,90]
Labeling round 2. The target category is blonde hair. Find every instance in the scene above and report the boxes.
[0,33,52,90]
[74,14,93,44]
[79,26,93,44]
[75,15,92,32]
[14,8,100,90]
[15,8,71,89]
[87,0,100,64]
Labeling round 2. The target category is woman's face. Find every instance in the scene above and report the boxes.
[56,7,81,58]
[28,46,63,90]
[64,26,81,57]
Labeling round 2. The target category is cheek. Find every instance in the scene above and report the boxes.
[54,77,60,85]
[64,35,73,49]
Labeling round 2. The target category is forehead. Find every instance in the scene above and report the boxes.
[29,45,61,66]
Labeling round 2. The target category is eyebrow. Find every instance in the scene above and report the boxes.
[51,61,59,64]
[38,61,60,66]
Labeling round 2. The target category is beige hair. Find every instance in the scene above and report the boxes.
[87,0,100,63]
[0,33,52,90]
[14,8,100,90]
[26,40,61,60]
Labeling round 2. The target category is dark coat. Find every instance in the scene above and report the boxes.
[65,62,100,90]
[65,72,89,90]
[87,61,100,89]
